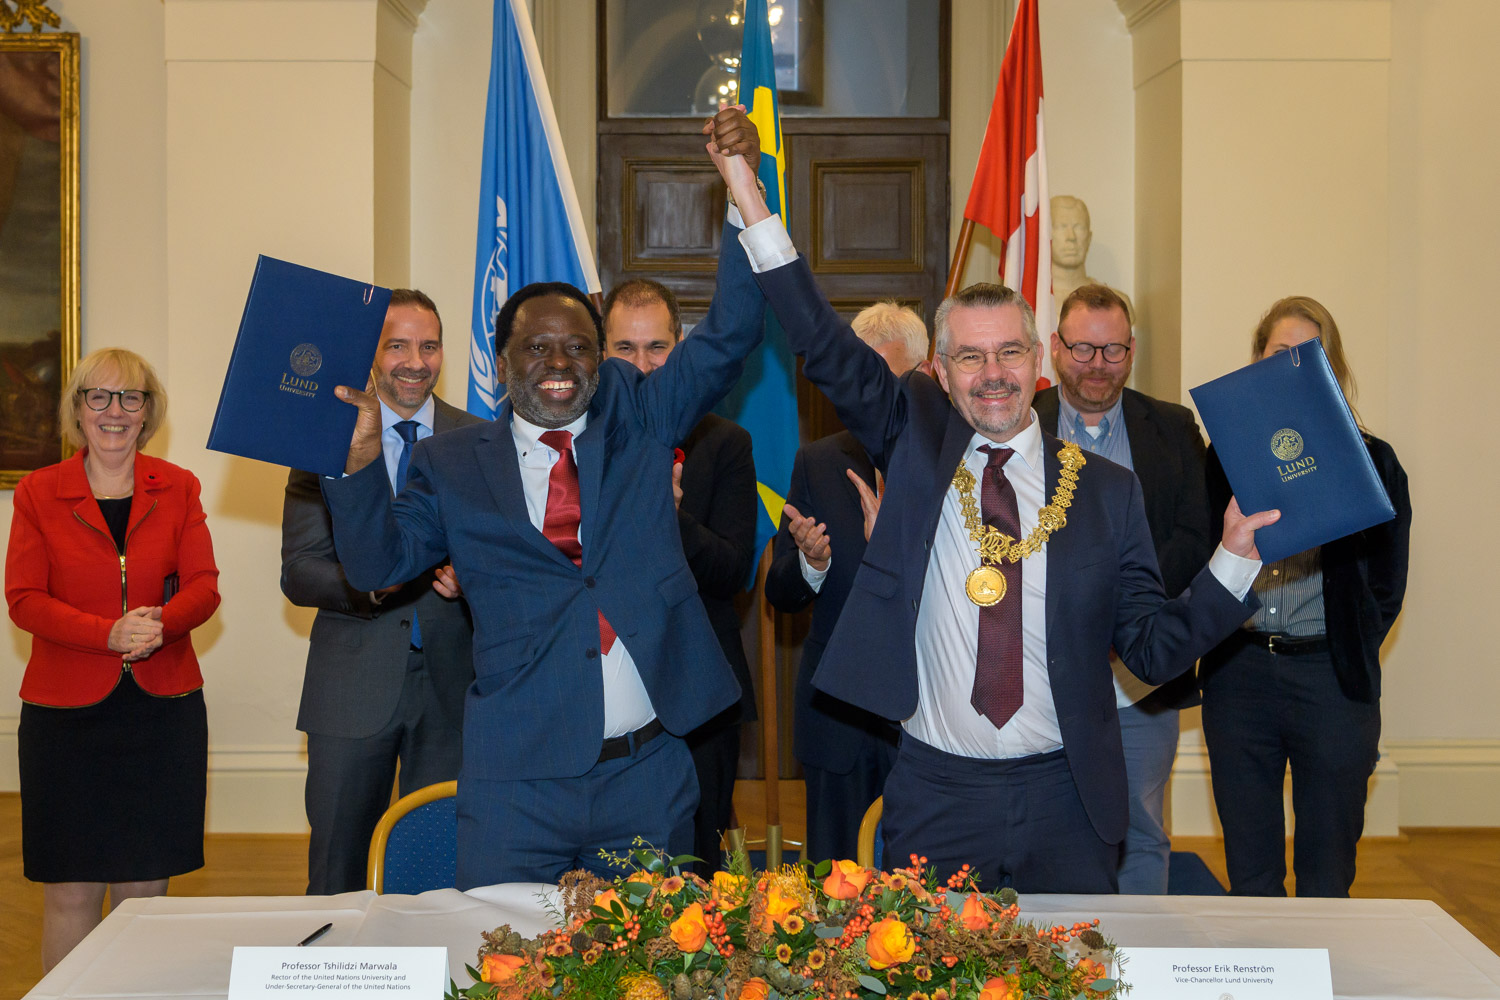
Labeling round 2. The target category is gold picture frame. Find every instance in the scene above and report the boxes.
[0,28,79,489]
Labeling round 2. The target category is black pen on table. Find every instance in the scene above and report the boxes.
[297,922,333,946]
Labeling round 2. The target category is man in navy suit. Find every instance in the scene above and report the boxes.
[729,180,1280,892]
[320,110,767,887]
[765,302,928,863]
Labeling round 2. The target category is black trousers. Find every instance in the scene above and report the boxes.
[1201,638,1380,897]
[802,735,898,866]
[882,736,1118,893]
[685,706,741,875]
[304,649,463,895]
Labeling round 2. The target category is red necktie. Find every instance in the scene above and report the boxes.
[973,445,1023,728]
[538,430,616,654]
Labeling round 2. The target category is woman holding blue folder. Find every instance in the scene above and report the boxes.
[6,349,221,970]
[1200,297,1411,897]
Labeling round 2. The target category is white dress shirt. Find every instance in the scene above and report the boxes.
[510,411,656,739]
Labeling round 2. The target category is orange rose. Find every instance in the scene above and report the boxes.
[822,859,873,900]
[593,888,623,915]
[865,916,916,969]
[959,893,991,931]
[1077,957,1110,991]
[479,953,526,984]
[738,978,770,1000]
[978,975,1018,1000]
[669,902,709,953]
[758,883,800,932]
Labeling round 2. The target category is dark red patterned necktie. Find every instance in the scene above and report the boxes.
[538,430,616,654]
[972,445,1023,728]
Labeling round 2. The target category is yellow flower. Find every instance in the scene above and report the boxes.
[669,902,709,953]
[865,916,916,969]
[759,883,800,932]
[714,871,748,905]
[807,948,827,970]
[775,942,792,964]
[783,914,805,934]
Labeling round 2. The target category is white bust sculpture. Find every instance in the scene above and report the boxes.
[1051,195,1133,324]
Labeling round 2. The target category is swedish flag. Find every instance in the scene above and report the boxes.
[715,0,798,581]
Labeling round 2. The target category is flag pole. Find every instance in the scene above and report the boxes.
[755,539,783,867]
[945,218,978,299]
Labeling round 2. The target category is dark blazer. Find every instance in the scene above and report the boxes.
[752,256,1256,844]
[1204,434,1410,704]
[1036,385,1212,710]
[765,430,897,772]
[282,396,481,739]
[322,223,762,781]
[677,412,758,722]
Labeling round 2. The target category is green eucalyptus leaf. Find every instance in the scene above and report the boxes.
[856,973,889,994]
[814,924,844,939]
[813,859,833,877]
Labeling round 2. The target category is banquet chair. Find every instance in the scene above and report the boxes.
[367,779,458,894]
[856,796,884,869]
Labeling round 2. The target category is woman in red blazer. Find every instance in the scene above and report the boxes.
[6,348,220,971]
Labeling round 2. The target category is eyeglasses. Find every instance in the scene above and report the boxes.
[938,345,1034,373]
[1057,331,1130,364]
[79,388,150,412]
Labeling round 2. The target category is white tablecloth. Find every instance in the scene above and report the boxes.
[25,889,1500,1000]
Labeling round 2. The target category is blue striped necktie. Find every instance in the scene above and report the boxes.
[394,420,422,649]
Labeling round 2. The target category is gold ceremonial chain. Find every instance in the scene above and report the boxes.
[953,441,1086,607]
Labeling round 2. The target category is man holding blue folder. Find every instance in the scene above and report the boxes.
[320,109,767,887]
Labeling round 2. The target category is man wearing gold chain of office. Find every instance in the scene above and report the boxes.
[725,155,1279,892]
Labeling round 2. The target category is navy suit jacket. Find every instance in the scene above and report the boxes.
[752,257,1256,844]
[323,223,762,782]
[1035,386,1212,710]
[765,430,899,772]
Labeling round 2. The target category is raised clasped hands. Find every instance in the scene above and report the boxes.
[1222,496,1281,561]
[109,605,164,661]
[334,376,384,475]
[782,503,831,572]
[702,105,769,225]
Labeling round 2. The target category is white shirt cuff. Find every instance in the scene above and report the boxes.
[1208,544,1261,601]
[798,549,828,593]
[726,202,746,230]
[737,214,798,273]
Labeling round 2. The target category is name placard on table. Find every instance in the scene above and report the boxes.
[228,947,448,998]
[1119,947,1332,998]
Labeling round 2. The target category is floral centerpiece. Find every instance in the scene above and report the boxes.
[447,846,1125,1000]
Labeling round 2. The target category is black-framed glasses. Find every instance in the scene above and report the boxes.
[938,345,1034,373]
[79,388,150,412]
[1057,331,1131,364]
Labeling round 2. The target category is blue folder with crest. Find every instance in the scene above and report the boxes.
[207,256,391,477]
[1189,337,1395,564]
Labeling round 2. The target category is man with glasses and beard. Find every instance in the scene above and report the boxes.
[724,172,1281,894]
[1035,284,1211,894]
[317,109,767,887]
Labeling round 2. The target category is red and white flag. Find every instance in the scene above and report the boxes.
[962,0,1052,382]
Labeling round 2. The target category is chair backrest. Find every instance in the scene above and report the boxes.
[367,780,458,894]
[856,795,884,870]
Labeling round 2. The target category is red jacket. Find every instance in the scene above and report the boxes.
[6,451,221,707]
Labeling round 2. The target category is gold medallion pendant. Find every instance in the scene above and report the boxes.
[966,565,1007,606]
[952,442,1087,608]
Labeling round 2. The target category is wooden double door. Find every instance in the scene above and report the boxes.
[598,120,950,443]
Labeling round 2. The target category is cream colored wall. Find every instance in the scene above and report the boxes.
[4,0,1496,835]
[0,0,168,789]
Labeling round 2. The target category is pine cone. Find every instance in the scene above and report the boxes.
[670,972,694,1000]
[1078,929,1107,950]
